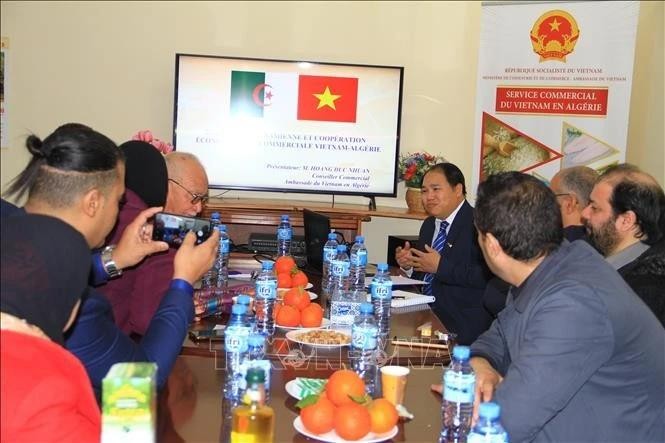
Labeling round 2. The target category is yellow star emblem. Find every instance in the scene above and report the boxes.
[549,18,561,31]
[313,86,341,110]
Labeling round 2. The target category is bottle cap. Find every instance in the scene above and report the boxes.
[336,244,347,252]
[262,261,274,270]
[211,212,220,219]
[246,367,266,383]
[237,295,251,305]
[452,345,470,360]
[478,402,501,420]
[281,215,289,221]
[231,304,246,315]
[248,334,266,347]
[328,233,337,240]
[377,263,389,272]
[355,235,364,243]
[360,302,374,314]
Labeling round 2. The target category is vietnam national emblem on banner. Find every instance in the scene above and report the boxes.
[530,10,580,62]
[297,75,358,123]
[230,70,297,118]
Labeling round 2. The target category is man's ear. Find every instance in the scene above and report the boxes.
[81,188,103,218]
[616,210,638,234]
[484,232,503,259]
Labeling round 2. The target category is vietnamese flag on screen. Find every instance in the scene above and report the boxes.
[297,75,358,123]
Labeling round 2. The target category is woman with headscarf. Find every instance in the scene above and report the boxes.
[1,214,100,441]
[101,140,170,332]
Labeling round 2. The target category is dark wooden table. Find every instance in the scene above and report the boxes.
[159,355,446,443]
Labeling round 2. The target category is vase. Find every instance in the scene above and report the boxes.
[405,187,425,213]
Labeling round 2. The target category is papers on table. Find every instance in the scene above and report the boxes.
[365,275,426,288]
[390,290,435,308]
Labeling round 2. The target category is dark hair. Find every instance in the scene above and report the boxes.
[4,123,123,206]
[423,162,467,195]
[475,171,563,261]
[610,180,665,245]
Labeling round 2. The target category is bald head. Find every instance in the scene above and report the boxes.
[550,166,598,227]
[164,152,209,216]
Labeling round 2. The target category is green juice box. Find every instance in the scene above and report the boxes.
[101,362,157,443]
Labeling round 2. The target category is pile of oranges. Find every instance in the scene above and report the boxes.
[273,256,324,328]
[298,369,399,440]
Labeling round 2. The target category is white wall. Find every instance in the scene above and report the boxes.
[1,1,662,262]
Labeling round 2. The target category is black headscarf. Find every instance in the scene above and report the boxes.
[119,140,168,207]
[1,214,91,344]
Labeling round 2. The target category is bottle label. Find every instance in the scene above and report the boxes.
[371,281,392,300]
[256,280,277,300]
[323,246,336,263]
[331,300,360,325]
[352,325,378,350]
[331,260,350,278]
[352,250,368,266]
[225,327,249,353]
[277,227,292,240]
[221,238,230,254]
[443,370,475,404]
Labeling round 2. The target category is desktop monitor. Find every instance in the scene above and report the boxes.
[303,209,331,272]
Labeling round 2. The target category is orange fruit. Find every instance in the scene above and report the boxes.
[367,398,399,434]
[275,256,297,275]
[325,369,366,407]
[301,304,323,328]
[277,272,293,289]
[284,286,311,311]
[291,270,309,287]
[334,403,371,441]
[300,394,336,434]
[275,304,300,327]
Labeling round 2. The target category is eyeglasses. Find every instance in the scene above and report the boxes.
[168,178,209,205]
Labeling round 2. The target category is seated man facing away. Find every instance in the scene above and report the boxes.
[100,149,210,336]
[582,163,665,326]
[456,172,663,442]
[549,165,597,243]
[1,123,218,396]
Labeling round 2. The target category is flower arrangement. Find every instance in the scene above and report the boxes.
[132,130,174,155]
[398,151,446,188]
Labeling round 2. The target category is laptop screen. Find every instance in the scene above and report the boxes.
[303,209,331,272]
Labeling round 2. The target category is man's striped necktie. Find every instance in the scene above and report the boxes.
[423,220,449,296]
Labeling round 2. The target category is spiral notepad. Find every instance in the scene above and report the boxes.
[390,290,435,308]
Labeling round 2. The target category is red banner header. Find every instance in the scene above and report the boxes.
[495,87,608,116]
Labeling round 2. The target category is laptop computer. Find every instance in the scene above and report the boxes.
[303,209,331,272]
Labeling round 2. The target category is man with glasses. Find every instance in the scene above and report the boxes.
[549,166,597,243]
[165,153,209,217]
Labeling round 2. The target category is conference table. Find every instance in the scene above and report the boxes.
[161,263,453,442]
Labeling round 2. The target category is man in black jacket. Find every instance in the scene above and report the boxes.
[581,163,665,326]
[395,163,492,344]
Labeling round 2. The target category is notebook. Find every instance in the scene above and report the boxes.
[390,290,435,308]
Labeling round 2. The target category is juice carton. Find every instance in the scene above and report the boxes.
[101,362,157,443]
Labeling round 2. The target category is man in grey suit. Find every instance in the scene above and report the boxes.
[468,172,664,442]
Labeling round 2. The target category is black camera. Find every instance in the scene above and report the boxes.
[152,212,212,247]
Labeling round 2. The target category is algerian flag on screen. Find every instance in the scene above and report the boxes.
[230,71,297,120]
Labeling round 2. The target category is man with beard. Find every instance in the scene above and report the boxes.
[581,163,664,326]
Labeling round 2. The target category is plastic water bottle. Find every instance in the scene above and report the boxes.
[277,215,292,256]
[370,263,393,341]
[439,346,476,443]
[331,244,350,293]
[201,212,222,288]
[215,225,230,290]
[351,302,379,397]
[255,261,277,337]
[331,245,362,325]
[349,235,368,291]
[468,402,509,443]
[245,334,272,403]
[236,295,255,332]
[224,304,250,406]
[321,233,339,297]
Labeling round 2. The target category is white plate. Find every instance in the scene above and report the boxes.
[293,417,398,443]
[279,282,314,290]
[285,378,327,400]
[277,318,331,331]
[308,291,318,300]
[285,328,352,348]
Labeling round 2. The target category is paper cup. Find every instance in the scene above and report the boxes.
[380,366,410,406]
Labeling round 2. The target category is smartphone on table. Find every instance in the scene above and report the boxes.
[152,212,212,247]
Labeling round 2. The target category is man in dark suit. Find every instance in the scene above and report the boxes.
[395,162,492,344]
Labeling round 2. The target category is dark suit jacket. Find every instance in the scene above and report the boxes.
[416,200,492,344]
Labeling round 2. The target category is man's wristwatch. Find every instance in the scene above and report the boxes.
[101,245,123,278]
